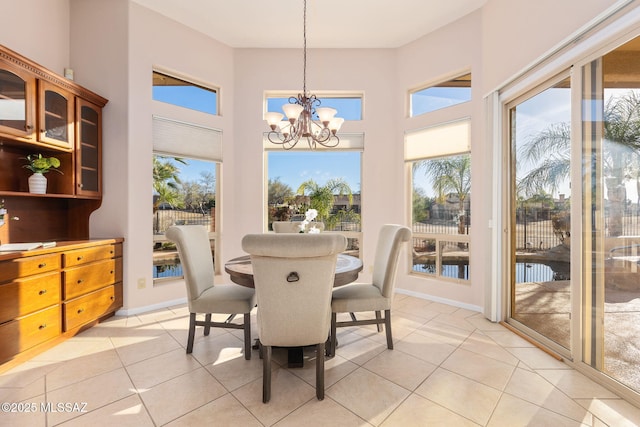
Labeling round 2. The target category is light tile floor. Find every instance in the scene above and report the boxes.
[2,294,640,426]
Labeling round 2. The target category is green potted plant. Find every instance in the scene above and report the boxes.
[22,154,62,194]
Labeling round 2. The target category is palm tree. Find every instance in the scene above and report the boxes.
[518,91,640,236]
[297,178,353,229]
[153,155,185,212]
[415,154,471,234]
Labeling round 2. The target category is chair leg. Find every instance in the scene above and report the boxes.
[328,312,337,357]
[243,313,252,360]
[384,309,393,350]
[316,343,325,400]
[186,312,196,354]
[263,345,272,403]
[204,313,212,336]
[349,312,357,321]
[375,310,383,332]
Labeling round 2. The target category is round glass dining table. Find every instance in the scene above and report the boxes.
[224,253,363,288]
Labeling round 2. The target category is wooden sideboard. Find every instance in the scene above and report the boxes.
[0,239,123,371]
[0,45,124,372]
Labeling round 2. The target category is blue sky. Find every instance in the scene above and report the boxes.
[268,151,361,192]
[173,152,361,193]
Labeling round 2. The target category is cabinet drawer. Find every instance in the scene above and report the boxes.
[0,272,60,323]
[63,258,121,300]
[64,285,120,331]
[0,305,60,363]
[63,245,118,268]
[0,254,60,283]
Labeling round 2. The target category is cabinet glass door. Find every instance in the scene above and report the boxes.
[76,99,101,197]
[39,81,73,150]
[0,67,34,138]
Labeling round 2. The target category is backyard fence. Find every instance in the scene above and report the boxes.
[413,206,640,252]
[154,208,214,234]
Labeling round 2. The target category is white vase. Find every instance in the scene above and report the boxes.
[28,172,47,194]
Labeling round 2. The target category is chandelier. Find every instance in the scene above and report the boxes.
[264,0,343,150]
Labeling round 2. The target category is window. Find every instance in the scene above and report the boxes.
[410,73,471,117]
[406,119,471,281]
[151,115,222,283]
[153,71,218,115]
[264,93,363,254]
[153,155,217,281]
[266,150,362,255]
[266,95,362,120]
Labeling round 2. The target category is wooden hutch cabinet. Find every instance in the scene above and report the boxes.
[0,44,123,371]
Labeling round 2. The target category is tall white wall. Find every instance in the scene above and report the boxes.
[397,11,484,309]
[125,3,235,310]
[0,0,70,74]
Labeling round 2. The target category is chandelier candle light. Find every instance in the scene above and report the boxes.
[264,0,344,150]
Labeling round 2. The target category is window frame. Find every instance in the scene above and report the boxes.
[152,153,221,284]
[153,68,220,116]
[409,71,472,118]
[151,68,223,284]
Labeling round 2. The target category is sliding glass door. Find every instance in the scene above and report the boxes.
[506,34,640,399]
[508,75,572,354]
[582,36,640,393]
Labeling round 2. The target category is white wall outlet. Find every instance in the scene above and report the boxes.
[137,278,146,289]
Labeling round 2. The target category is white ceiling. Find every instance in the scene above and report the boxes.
[131,0,487,48]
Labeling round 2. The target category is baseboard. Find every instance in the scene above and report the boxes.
[394,288,483,314]
[116,297,188,316]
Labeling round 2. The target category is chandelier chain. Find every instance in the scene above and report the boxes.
[303,0,307,96]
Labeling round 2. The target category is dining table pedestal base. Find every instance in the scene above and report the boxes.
[287,347,304,368]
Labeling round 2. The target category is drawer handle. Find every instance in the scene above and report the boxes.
[110,250,114,255]
[38,289,47,295]
[77,279,84,284]
[38,263,46,268]
[77,256,83,261]
[38,324,47,330]
[110,296,115,301]
[77,308,85,314]
[110,270,114,274]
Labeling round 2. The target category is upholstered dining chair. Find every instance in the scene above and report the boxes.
[166,225,257,360]
[327,224,411,357]
[241,233,347,403]
[272,221,325,233]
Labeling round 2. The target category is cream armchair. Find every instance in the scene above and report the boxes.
[328,224,411,357]
[166,225,257,359]
[241,233,347,403]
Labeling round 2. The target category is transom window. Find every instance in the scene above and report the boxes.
[410,73,471,117]
[266,95,363,121]
[153,70,218,115]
